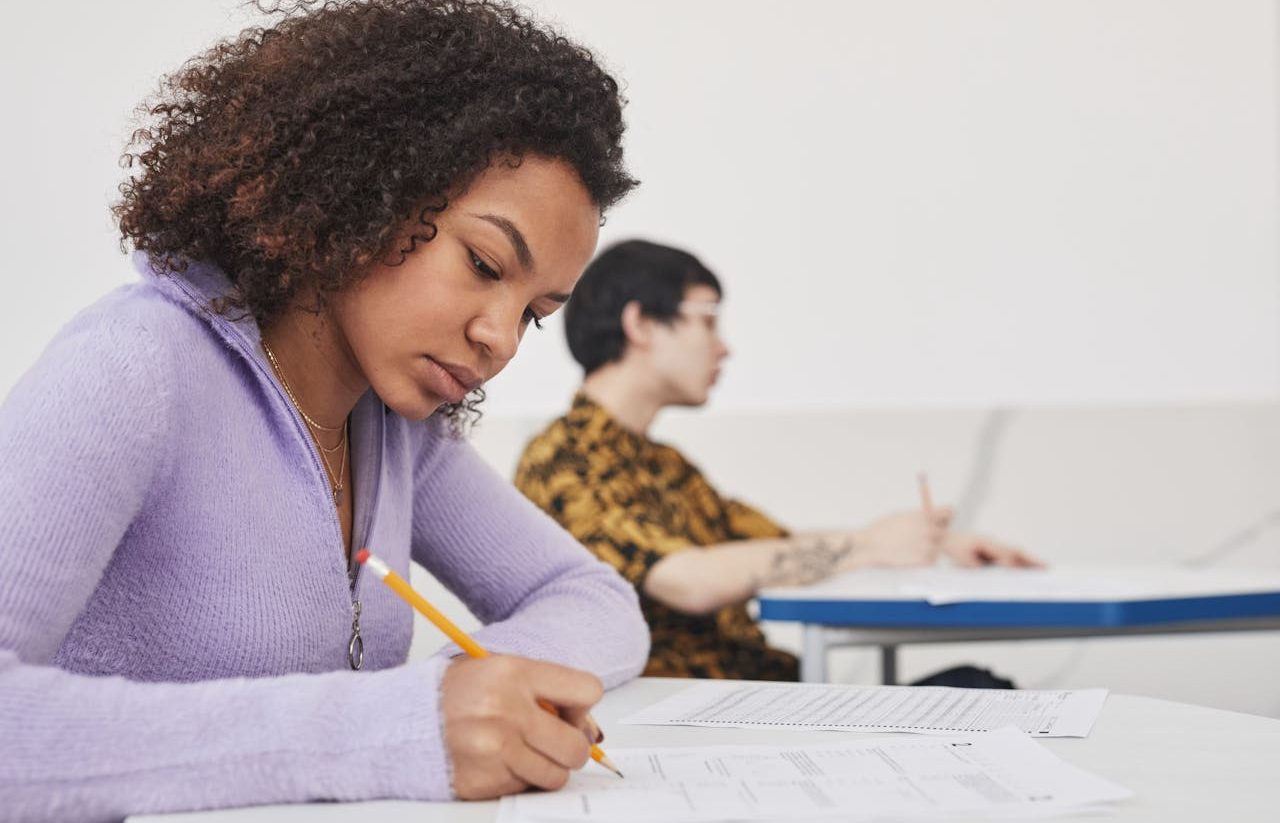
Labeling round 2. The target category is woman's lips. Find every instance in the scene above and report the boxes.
[437,360,483,392]
[420,356,475,404]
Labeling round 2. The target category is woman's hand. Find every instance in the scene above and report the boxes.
[440,655,604,799]
[941,531,1043,567]
[851,508,954,568]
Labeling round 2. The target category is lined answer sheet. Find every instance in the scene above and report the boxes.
[496,728,1131,823]
[620,682,1107,737]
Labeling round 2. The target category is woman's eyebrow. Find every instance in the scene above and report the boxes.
[470,212,534,271]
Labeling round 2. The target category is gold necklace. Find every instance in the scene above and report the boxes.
[262,339,349,505]
[317,435,346,455]
[315,420,349,506]
[261,340,345,433]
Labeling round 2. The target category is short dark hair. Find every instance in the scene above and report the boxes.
[565,239,722,375]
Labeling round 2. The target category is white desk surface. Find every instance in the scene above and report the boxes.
[135,676,1280,823]
[758,565,1280,604]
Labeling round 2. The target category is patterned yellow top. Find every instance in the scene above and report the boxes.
[515,394,800,680]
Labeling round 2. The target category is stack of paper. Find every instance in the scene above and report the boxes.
[497,728,1131,822]
[620,681,1108,737]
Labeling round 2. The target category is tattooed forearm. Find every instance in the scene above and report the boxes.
[759,536,857,587]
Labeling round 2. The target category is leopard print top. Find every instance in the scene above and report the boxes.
[514,394,799,681]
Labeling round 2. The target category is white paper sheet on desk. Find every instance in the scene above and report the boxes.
[620,682,1107,737]
[779,565,1280,605]
[496,727,1131,822]
[895,567,1134,604]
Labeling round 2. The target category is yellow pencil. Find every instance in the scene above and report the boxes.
[355,547,623,778]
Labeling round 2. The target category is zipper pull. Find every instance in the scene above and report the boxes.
[348,599,364,670]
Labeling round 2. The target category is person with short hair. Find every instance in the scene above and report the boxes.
[515,239,1038,682]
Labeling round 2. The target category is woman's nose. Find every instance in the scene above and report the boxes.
[467,308,521,364]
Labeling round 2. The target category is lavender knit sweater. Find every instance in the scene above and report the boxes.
[0,255,649,822]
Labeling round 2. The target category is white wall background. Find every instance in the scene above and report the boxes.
[498,0,1280,415]
[1,0,1276,411]
[2,1,1279,714]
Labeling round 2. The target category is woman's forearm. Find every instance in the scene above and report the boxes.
[0,651,453,822]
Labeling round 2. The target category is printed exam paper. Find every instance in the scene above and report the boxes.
[496,727,1131,823]
[620,682,1107,737]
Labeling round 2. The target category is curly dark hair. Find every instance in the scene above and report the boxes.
[114,0,637,426]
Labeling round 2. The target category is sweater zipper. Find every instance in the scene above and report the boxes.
[345,400,385,671]
[256,347,365,671]
[347,565,363,670]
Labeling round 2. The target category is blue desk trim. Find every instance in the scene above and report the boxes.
[757,592,1280,627]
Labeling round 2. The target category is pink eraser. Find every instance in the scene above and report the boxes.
[355,549,370,565]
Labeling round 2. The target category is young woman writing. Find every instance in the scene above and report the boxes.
[0,2,648,818]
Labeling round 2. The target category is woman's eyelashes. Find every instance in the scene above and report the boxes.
[469,250,500,280]
[469,248,543,330]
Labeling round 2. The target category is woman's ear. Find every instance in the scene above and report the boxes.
[619,300,652,349]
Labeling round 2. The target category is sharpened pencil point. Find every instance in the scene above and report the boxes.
[599,755,623,778]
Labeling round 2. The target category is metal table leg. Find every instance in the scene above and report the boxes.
[880,644,898,685]
[801,623,827,682]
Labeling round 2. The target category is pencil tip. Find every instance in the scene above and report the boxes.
[599,755,623,778]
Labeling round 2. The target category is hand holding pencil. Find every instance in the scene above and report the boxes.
[851,485,953,567]
[356,548,622,800]
[918,473,1044,568]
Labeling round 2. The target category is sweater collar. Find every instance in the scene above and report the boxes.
[132,252,398,434]
[131,251,264,357]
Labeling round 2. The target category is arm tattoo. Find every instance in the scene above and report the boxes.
[760,536,856,587]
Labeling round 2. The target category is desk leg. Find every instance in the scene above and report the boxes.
[881,645,898,686]
[801,624,827,682]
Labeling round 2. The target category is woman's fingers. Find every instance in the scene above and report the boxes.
[441,655,605,799]
[557,705,605,744]
[523,700,593,771]
[527,659,605,713]
[446,721,530,799]
[506,733,575,792]
[526,659,605,749]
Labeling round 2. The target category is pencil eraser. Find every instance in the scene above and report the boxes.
[355,549,370,565]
